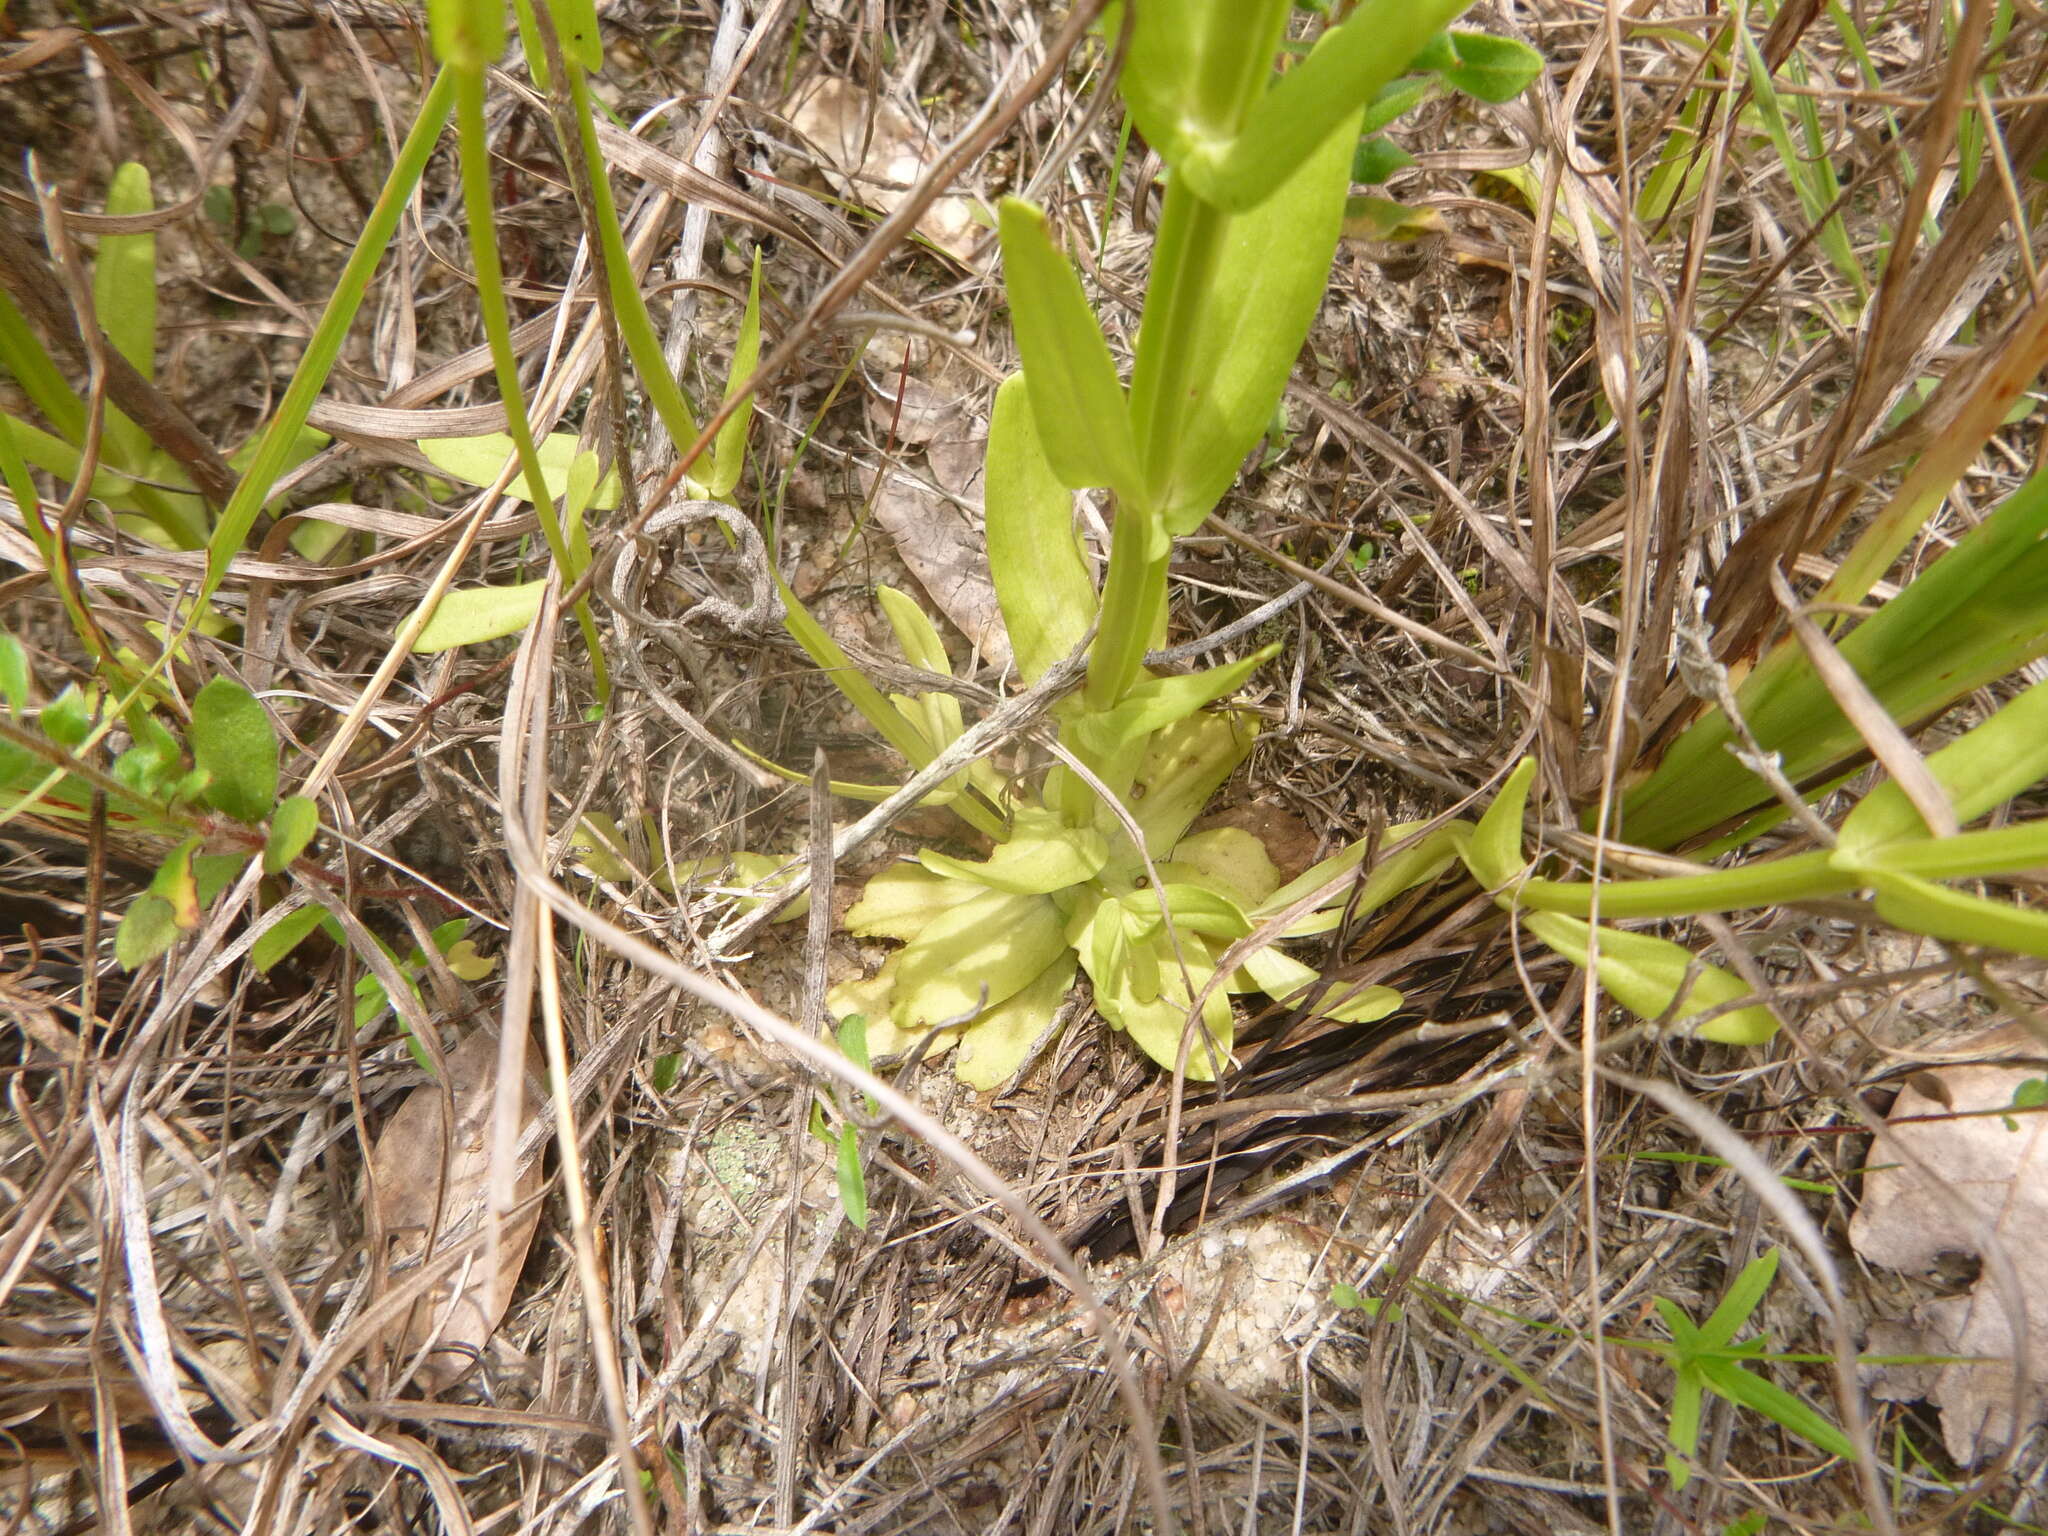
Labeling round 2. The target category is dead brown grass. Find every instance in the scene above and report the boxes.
[3,1,2047,1533]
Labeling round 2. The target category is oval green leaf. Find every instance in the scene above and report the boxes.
[191,677,279,821]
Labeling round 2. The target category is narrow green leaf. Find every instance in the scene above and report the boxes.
[998,198,1141,495]
[252,902,330,973]
[1351,135,1417,183]
[1131,107,1360,534]
[1467,757,1536,888]
[411,580,549,653]
[1182,0,1474,211]
[875,585,952,676]
[1522,913,1778,1044]
[264,794,320,873]
[418,431,621,506]
[1070,645,1278,758]
[1698,1249,1779,1349]
[703,249,762,499]
[1867,871,2048,959]
[0,632,29,716]
[552,0,603,70]
[1698,1358,1856,1462]
[190,677,279,821]
[0,292,85,441]
[195,68,456,612]
[1838,678,2048,855]
[1359,75,1436,135]
[835,1126,869,1229]
[95,163,158,477]
[985,374,1096,684]
[1620,468,2048,848]
[116,893,179,970]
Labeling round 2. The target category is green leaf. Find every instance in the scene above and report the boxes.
[875,584,952,677]
[411,579,549,652]
[193,852,248,907]
[1253,820,1462,925]
[1867,870,2048,959]
[96,163,157,475]
[1129,710,1258,854]
[1164,825,1280,906]
[264,794,320,873]
[1070,646,1278,759]
[920,808,1110,895]
[1238,943,1402,1022]
[1698,1358,1855,1462]
[985,374,1096,684]
[552,0,603,70]
[1134,100,1361,534]
[115,893,179,970]
[1351,135,1417,184]
[429,0,507,68]
[1431,31,1545,102]
[1837,678,2048,855]
[1522,912,1778,1044]
[844,863,982,941]
[190,677,279,821]
[1094,933,1235,1079]
[1178,0,1475,211]
[702,249,762,499]
[890,888,1069,1032]
[835,1127,869,1230]
[418,432,621,506]
[149,836,204,928]
[1467,756,1535,888]
[997,198,1142,496]
[952,952,1077,1090]
[1621,467,2048,848]
[252,902,331,973]
[42,684,95,750]
[0,632,27,715]
[1359,75,1436,134]
[1698,1249,1778,1349]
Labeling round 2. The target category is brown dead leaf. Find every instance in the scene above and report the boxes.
[786,77,981,263]
[862,431,1013,672]
[1848,1063,2048,1463]
[369,1030,541,1391]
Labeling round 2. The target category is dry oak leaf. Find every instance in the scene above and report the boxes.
[785,77,982,263]
[1848,1063,2048,1464]
[861,431,1014,671]
[368,1029,542,1391]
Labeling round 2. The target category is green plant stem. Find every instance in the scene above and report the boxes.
[453,66,610,704]
[197,66,458,610]
[557,62,701,456]
[1085,181,1234,713]
[1514,849,1841,920]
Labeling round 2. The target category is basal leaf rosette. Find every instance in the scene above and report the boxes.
[829,711,1403,1089]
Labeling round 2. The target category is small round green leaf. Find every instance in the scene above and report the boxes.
[190,677,279,821]
[116,893,178,970]
[264,794,320,873]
